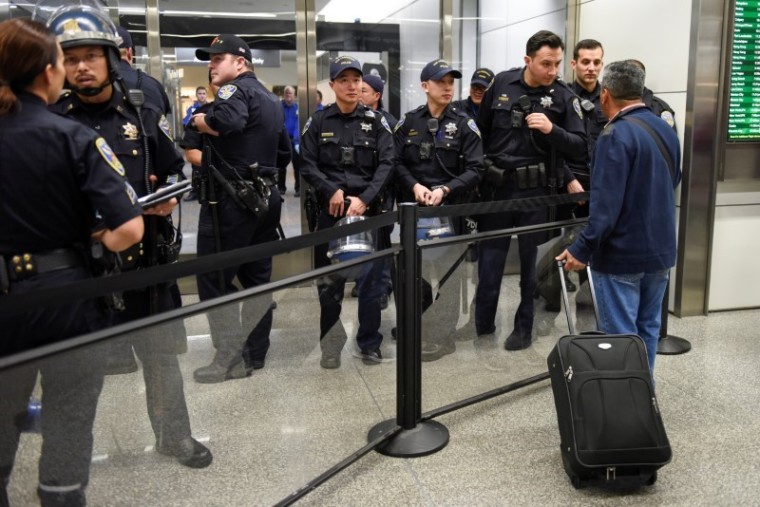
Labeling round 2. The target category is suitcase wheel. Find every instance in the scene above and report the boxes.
[570,475,582,489]
[645,471,657,486]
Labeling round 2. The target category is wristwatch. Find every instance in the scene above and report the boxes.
[432,185,450,196]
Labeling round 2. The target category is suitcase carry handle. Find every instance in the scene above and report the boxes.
[556,260,601,335]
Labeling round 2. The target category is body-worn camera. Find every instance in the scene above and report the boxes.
[340,146,355,166]
[419,142,433,160]
[511,109,525,128]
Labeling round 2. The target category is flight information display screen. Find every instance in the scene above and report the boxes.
[728,0,760,141]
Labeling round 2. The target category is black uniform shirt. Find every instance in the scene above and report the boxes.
[53,88,184,197]
[1,93,140,254]
[394,103,483,199]
[569,80,607,172]
[451,97,478,118]
[203,72,284,178]
[478,67,586,178]
[643,87,677,131]
[300,103,395,206]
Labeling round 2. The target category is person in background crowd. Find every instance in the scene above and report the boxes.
[183,86,208,126]
[0,18,143,507]
[627,59,677,132]
[280,85,301,196]
[452,67,494,118]
[557,60,682,374]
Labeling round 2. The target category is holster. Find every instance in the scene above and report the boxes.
[304,186,321,232]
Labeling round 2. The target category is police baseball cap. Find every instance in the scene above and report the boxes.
[420,59,462,82]
[196,34,252,62]
[330,56,363,80]
[470,67,494,88]
[363,74,384,94]
[115,26,133,50]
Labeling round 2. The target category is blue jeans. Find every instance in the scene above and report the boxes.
[592,269,669,374]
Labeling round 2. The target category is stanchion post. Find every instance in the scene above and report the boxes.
[368,203,449,456]
[657,280,692,355]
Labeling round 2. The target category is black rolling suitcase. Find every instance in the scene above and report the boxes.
[547,261,671,488]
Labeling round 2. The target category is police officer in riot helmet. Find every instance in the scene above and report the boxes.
[394,59,484,361]
[300,56,395,369]
[0,17,143,506]
[190,34,284,383]
[476,30,586,351]
[45,2,212,468]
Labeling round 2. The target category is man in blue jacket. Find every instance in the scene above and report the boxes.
[557,60,682,374]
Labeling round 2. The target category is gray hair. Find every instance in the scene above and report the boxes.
[601,60,644,101]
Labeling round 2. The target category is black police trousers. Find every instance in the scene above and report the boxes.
[113,286,192,448]
[196,187,282,363]
[475,186,547,337]
[0,267,106,503]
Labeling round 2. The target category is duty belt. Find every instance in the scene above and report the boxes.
[3,248,86,283]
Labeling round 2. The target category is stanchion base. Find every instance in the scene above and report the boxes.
[657,335,692,355]
[369,419,449,458]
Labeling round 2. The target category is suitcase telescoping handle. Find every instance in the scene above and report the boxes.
[555,260,601,335]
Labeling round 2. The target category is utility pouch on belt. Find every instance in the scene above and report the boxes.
[538,163,547,187]
[484,158,508,187]
[516,166,528,189]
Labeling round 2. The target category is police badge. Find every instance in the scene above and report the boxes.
[445,122,458,137]
[122,122,139,140]
[540,96,553,108]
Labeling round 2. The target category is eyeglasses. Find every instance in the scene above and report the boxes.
[63,53,106,67]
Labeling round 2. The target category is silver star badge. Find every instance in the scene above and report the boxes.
[445,122,457,136]
[122,122,139,140]
[540,96,553,108]
[361,122,372,132]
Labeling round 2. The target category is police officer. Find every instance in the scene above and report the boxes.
[394,59,484,361]
[190,34,284,383]
[48,6,212,468]
[0,18,143,506]
[452,67,494,118]
[115,26,172,115]
[300,56,395,369]
[476,30,586,351]
[358,73,396,308]
[628,59,678,132]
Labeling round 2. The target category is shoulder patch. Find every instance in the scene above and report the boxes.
[467,118,481,138]
[394,114,406,133]
[380,116,392,134]
[660,111,675,128]
[158,115,174,141]
[302,117,312,136]
[573,98,583,120]
[218,84,238,100]
[95,137,125,176]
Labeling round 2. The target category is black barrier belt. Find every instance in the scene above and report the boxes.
[0,191,586,318]
[417,190,589,219]
[0,212,397,318]
[0,248,397,370]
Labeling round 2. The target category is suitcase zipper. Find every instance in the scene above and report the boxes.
[564,365,574,382]
[652,396,660,415]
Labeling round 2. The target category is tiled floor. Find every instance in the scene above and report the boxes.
[4,165,760,505]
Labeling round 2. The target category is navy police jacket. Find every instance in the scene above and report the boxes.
[53,88,183,198]
[478,67,586,182]
[300,103,394,207]
[394,103,483,201]
[2,93,140,254]
[203,72,284,178]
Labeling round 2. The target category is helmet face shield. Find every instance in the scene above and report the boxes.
[33,1,121,50]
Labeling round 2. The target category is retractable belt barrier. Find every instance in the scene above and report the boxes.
[0,191,589,319]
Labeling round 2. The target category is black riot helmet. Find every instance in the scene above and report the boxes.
[34,1,123,96]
